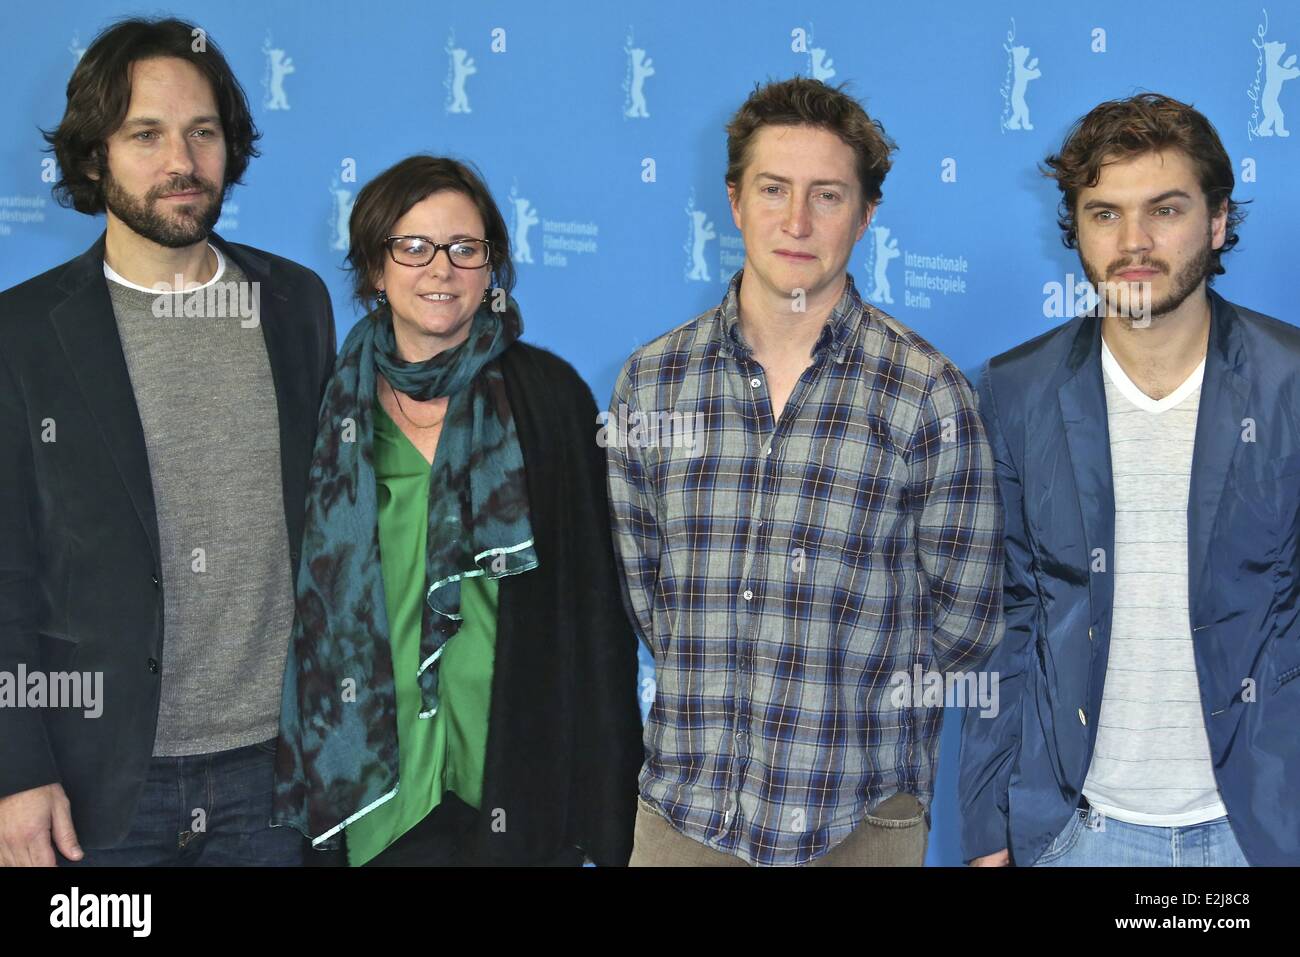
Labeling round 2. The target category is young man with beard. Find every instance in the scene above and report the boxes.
[0,18,335,866]
[960,94,1300,867]
[608,78,1003,866]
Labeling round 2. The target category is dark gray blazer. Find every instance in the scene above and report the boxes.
[0,232,335,848]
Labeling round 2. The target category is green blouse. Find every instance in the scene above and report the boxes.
[345,400,498,867]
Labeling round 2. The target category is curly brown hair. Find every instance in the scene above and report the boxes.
[42,17,260,215]
[1043,93,1244,279]
[725,77,897,208]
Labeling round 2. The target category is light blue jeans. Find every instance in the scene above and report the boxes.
[1033,806,1249,866]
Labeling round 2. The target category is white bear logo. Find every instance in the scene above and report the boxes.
[686,209,715,281]
[626,48,654,118]
[448,48,477,114]
[266,47,294,111]
[329,186,354,252]
[1256,39,1299,136]
[869,226,901,305]
[511,197,539,264]
[1004,44,1040,131]
[811,47,836,81]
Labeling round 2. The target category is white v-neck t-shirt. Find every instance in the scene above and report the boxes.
[1082,339,1228,826]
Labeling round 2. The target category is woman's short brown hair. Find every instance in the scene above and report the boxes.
[725,77,897,208]
[42,17,260,215]
[1043,93,1245,278]
[345,155,515,310]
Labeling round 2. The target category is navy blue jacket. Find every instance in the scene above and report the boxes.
[959,290,1300,866]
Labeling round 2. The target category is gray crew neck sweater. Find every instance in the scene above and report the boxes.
[106,257,296,756]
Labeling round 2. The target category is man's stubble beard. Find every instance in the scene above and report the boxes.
[102,171,223,249]
[1080,224,1213,327]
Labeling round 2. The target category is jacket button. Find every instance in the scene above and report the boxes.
[151,575,160,588]
[1078,708,1087,725]
[1087,627,1093,641]
[148,658,159,674]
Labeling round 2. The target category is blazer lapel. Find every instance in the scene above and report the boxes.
[1056,315,1115,634]
[1187,292,1250,623]
[213,234,306,563]
[48,234,160,565]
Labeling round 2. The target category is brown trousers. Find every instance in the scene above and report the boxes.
[629,791,929,867]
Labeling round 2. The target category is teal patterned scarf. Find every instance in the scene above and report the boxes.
[272,298,537,844]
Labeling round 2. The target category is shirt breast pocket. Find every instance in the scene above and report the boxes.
[1227,450,1300,538]
[1227,451,1300,689]
[781,419,900,584]
[1236,450,1300,488]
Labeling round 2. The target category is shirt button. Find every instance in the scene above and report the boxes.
[1087,627,1093,641]
[749,376,761,388]
[1078,708,1087,725]
[742,589,754,601]
[763,445,772,456]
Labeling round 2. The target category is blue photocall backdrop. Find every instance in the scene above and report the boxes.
[2,0,1296,865]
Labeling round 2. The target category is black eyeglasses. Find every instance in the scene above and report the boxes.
[384,235,492,269]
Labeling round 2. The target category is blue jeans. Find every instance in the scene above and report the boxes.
[1033,805,1250,866]
[57,739,304,867]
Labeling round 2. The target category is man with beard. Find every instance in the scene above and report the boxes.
[0,18,335,866]
[960,93,1300,867]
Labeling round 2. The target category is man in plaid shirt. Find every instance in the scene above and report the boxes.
[607,78,1004,866]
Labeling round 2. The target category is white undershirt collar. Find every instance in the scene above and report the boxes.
[103,243,226,293]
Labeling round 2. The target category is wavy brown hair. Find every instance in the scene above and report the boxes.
[42,17,260,215]
[345,155,515,310]
[1043,93,1244,279]
[725,77,897,208]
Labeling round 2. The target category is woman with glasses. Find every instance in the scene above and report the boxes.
[272,155,643,866]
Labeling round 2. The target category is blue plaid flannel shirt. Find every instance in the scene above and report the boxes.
[607,270,1004,865]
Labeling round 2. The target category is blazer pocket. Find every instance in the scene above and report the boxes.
[1234,451,1300,500]
[1278,663,1300,689]
[36,631,81,672]
[1221,453,1300,559]
[1259,451,1300,482]
[36,629,80,645]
